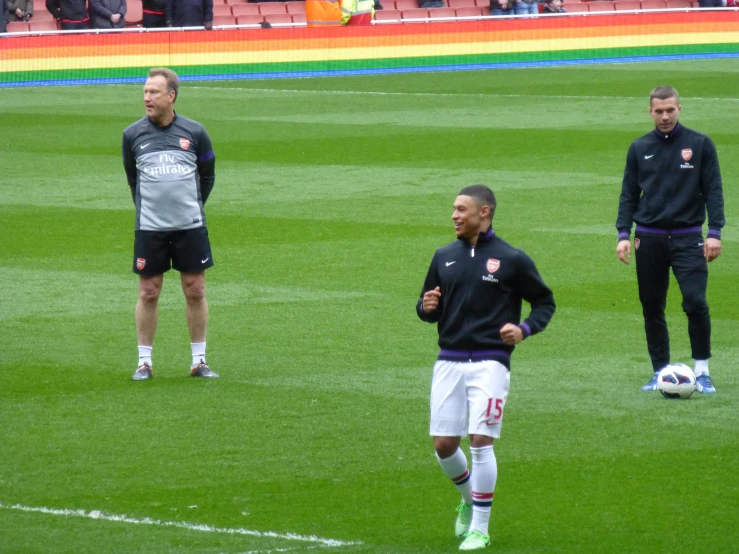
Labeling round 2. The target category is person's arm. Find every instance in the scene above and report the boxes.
[197,127,216,204]
[616,142,640,241]
[165,0,173,25]
[700,137,725,240]
[45,0,60,19]
[416,254,443,323]
[121,131,138,202]
[511,252,555,340]
[89,0,113,19]
[25,0,33,16]
[203,0,213,28]
[118,0,127,17]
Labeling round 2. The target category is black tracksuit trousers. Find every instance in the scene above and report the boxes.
[635,231,711,371]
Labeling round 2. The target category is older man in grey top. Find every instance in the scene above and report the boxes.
[122,67,218,381]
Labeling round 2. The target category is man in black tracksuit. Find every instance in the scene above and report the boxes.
[616,85,725,394]
[46,0,89,29]
[417,185,555,551]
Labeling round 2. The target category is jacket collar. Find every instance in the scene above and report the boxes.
[653,121,682,141]
[459,226,495,246]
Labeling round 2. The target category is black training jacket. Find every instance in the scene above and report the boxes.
[616,123,725,240]
[416,229,555,368]
[143,0,167,14]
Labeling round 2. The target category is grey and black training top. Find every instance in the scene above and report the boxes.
[122,113,215,231]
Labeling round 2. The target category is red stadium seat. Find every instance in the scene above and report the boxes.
[286,1,307,12]
[30,10,55,21]
[615,0,641,9]
[227,0,249,4]
[212,14,237,25]
[428,6,456,16]
[264,12,293,23]
[474,0,488,6]
[401,7,428,19]
[480,5,490,13]
[395,0,419,9]
[375,8,402,19]
[29,20,59,31]
[588,1,614,10]
[7,21,30,32]
[564,3,590,10]
[379,0,396,7]
[213,0,228,3]
[32,0,46,9]
[259,2,288,13]
[455,5,482,14]
[665,0,691,6]
[236,14,265,23]
[213,4,233,15]
[641,0,666,6]
[449,0,475,6]
[232,3,262,14]
[291,12,306,21]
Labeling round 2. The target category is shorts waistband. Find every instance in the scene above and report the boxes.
[438,349,511,363]
[635,225,702,236]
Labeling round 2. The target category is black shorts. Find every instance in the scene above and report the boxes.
[133,227,214,276]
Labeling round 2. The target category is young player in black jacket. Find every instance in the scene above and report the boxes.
[616,85,725,394]
[417,185,555,551]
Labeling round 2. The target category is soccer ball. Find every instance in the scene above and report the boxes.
[657,364,696,399]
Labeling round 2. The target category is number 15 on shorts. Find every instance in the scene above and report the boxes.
[486,398,504,426]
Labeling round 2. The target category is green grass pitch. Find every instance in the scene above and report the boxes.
[1,59,738,553]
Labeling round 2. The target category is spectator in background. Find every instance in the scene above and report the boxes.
[698,0,726,6]
[89,0,126,27]
[542,0,565,12]
[513,0,538,14]
[166,0,213,29]
[341,0,374,24]
[1,0,7,33]
[8,0,34,21]
[142,0,167,27]
[46,0,89,29]
[490,0,513,14]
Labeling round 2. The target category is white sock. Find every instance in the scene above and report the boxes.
[470,445,496,536]
[138,345,152,367]
[436,448,473,505]
[191,342,206,368]
[694,359,708,377]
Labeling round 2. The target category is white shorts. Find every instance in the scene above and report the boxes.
[429,360,511,439]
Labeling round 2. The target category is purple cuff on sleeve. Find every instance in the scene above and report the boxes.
[707,229,721,239]
[199,150,215,162]
[519,322,531,338]
[618,232,630,241]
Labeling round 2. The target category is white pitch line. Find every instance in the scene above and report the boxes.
[187,86,739,102]
[0,502,361,548]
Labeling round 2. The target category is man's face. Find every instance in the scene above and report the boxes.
[452,195,486,240]
[649,96,681,134]
[550,0,562,7]
[144,76,174,120]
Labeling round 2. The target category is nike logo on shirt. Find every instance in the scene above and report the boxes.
[140,143,151,150]
[644,154,654,159]
[445,261,456,266]
[201,257,210,263]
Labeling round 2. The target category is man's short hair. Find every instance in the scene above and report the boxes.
[148,67,179,103]
[649,85,679,106]
[459,184,497,219]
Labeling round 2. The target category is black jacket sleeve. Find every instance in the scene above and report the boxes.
[616,142,640,240]
[416,254,443,323]
[45,0,60,18]
[121,131,138,201]
[197,127,216,204]
[700,136,725,238]
[203,0,213,22]
[89,0,112,18]
[514,251,555,339]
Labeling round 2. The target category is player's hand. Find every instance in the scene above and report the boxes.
[705,238,721,262]
[500,323,524,345]
[422,287,441,313]
[617,239,632,265]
